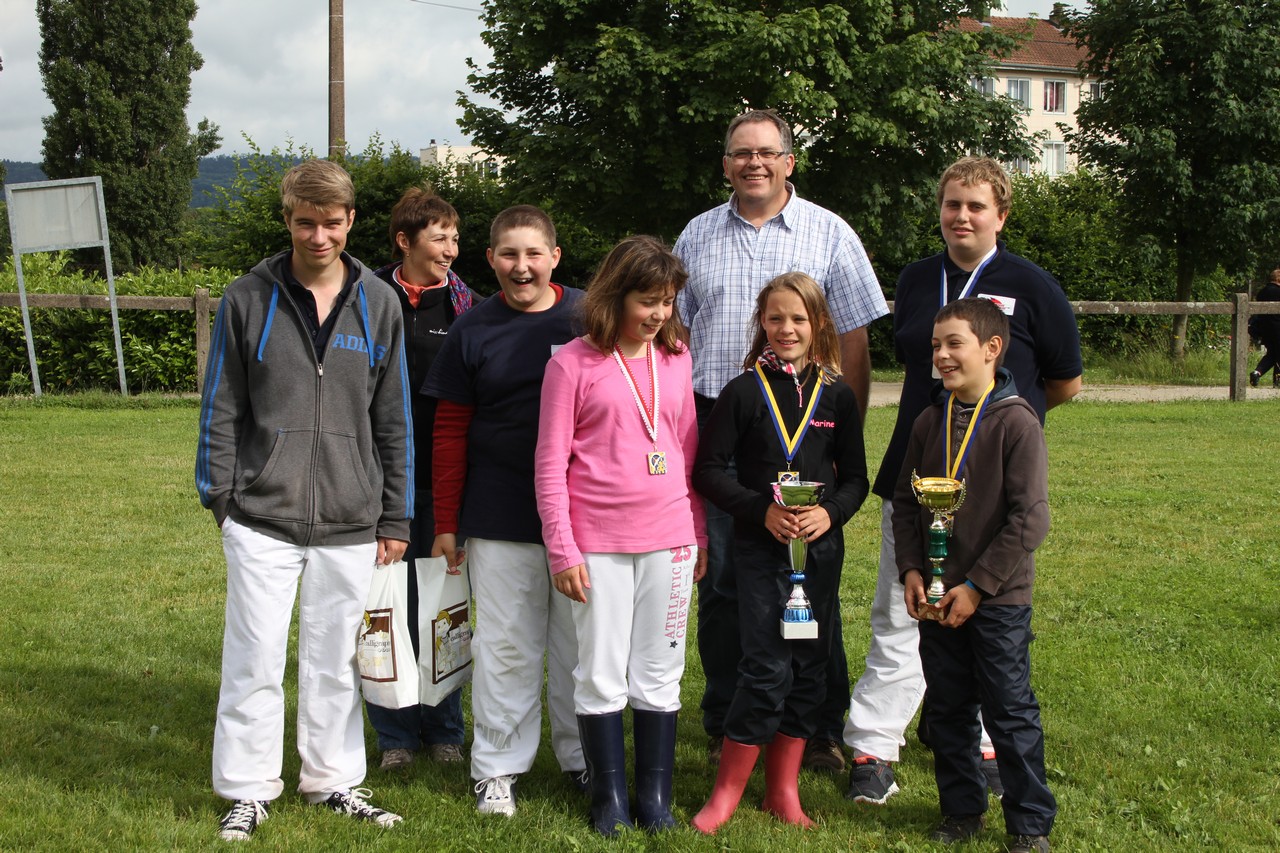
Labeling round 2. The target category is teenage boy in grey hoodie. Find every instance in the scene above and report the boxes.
[196,159,413,842]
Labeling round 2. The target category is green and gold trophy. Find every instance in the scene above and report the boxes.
[909,472,967,621]
[772,480,825,640]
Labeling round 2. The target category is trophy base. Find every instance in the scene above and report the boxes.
[780,619,819,639]
[918,602,948,622]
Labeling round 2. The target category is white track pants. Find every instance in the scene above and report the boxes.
[570,546,697,715]
[213,517,376,802]
[844,500,992,761]
[468,538,583,780]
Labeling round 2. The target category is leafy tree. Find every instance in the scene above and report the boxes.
[37,0,220,270]
[460,1,1034,262]
[1063,0,1280,358]
[186,137,617,294]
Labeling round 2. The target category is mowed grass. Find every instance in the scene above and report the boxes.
[0,395,1277,851]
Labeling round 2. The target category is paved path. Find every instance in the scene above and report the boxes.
[866,381,1279,408]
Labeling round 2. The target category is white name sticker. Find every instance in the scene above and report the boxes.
[977,293,1016,316]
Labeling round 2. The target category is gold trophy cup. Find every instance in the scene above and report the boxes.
[910,472,966,621]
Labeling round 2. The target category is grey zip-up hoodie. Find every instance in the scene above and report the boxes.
[196,250,413,546]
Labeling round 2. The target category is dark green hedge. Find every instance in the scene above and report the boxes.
[0,254,232,394]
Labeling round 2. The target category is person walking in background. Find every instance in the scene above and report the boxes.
[1248,267,1280,388]
[535,235,706,836]
[674,108,887,774]
[843,157,1080,807]
[365,188,481,772]
[691,274,868,833]
[197,159,412,841]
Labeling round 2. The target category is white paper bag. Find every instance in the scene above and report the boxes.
[416,555,473,707]
[357,560,420,709]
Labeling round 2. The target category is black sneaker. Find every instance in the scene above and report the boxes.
[802,736,847,773]
[217,799,269,842]
[1008,834,1050,853]
[982,754,1005,799]
[320,788,402,826]
[564,768,590,794]
[930,814,985,843]
[1251,371,1262,387]
[845,757,899,804]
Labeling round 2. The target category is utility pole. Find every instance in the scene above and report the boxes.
[328,0,345,158]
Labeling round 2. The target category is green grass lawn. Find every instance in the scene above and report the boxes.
[0,395,1277,851]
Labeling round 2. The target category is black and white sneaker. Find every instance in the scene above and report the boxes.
[475,774,518,816]
[845,757,900,804]
[320,788,402,827]
[217,799,269,841]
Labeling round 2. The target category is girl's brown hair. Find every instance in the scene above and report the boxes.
[580,235,689,355]
[743,272,842,383]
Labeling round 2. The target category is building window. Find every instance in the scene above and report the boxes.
[1007,78,1031,109]
[971,76,995,97]
[1006,156,1032,176]
[1088,80,1105,100]
[1041,142,1067,176]
[1044,80,1067,113]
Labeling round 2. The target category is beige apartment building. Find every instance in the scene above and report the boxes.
[961,16,1097,176]
[419,139,502,178]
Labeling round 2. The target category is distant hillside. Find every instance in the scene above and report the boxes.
[2,155,276,208]
[1,160,48,186]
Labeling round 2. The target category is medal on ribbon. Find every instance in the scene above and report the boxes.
[754,363,825,481]
[613,343,665,475]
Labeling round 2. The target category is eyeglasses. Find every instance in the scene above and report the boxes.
[725,149,788,164]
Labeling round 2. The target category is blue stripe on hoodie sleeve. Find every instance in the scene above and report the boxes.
[256,283,279,362]
[398,334,414,520]
[196,299,230,506]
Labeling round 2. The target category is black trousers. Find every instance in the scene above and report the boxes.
[723,535,843,744]
[918,605,1057,836]
[695,394,742,739]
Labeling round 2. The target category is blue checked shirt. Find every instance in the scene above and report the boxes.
[674,185,889,398]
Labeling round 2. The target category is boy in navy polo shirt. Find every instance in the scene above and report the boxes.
[423,205,585,817]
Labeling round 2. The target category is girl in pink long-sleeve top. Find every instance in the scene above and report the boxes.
[535,235,707,837]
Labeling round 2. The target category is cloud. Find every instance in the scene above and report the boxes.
[0,0,492,162]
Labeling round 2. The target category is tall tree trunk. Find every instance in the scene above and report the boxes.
[1169,249,1195,361]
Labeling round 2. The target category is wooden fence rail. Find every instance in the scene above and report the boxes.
[3,289,1280,400]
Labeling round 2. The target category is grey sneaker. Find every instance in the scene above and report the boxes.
[802,736,847,773]
[380,747,414,770]
[845,757,899,804]
[982,755,1005,799]
[930,814,985,843]
[426,743,464,763]
[1008,834,1050,853]
[217,799,268,841]
[475,774,518,817]
[707,735,723,766]
[320,788,402,827]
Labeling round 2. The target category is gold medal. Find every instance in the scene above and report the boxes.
[613,344,665,475]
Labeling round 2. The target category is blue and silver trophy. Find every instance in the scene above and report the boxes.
[772,480,825,640]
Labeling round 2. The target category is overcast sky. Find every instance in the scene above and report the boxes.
[1,0,1063,164]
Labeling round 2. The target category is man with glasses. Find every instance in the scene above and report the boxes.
[675,109,888,774]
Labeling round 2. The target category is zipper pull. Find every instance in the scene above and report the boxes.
[317,363,324,377]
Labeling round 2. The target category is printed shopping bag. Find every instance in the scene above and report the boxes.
[357,560,419,709]
[416,554,473,706]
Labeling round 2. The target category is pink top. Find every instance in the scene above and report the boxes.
[536,336,707,574]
